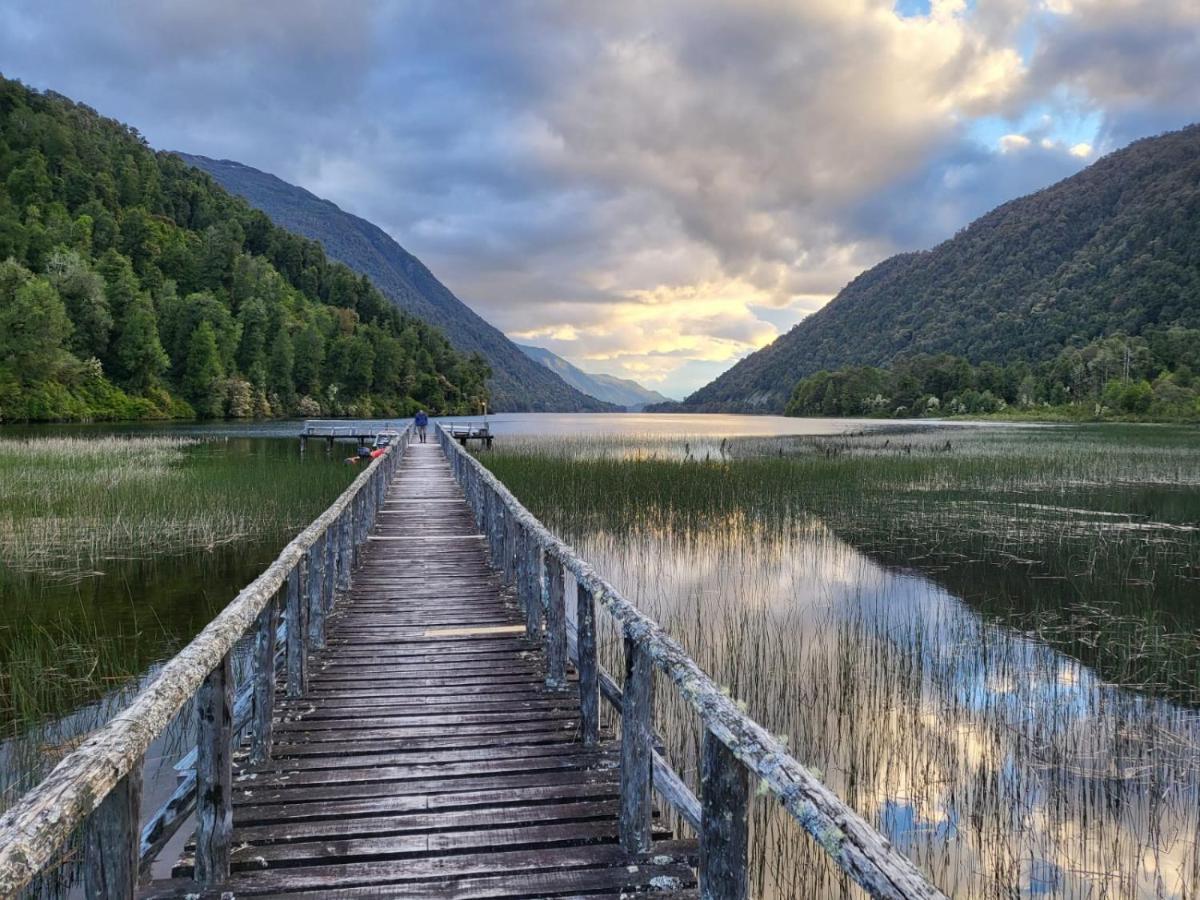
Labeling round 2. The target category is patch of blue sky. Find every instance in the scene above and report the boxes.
[966,98,1103,153]
[892,0,931,19]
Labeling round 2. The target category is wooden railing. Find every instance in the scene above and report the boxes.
[0,428,410,898]
[437,424,949,900]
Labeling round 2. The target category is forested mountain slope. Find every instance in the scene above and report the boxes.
[178,155,615,413]
[680,124,1200,412]
[518,344,671,409]
[0,76,490,421]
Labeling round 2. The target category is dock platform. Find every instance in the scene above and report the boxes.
[143,442,695,897]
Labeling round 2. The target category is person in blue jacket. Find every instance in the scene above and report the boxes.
[414,409,429,443]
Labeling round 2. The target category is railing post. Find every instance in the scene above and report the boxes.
[307,532,326,649]
[250,592,279,764]
[195,652,232,886]
[323,522,337,612]
[576,583,600,747]
[545,552,567,689]
[337,510,351,594]
[503,516,517,586]
[700,729,750,900]
[83,757,141,899]
[525,531,543,638]
[285,563,307,697]
[487,491,500,563]
[514,525,528,616]
[620,635,654,852]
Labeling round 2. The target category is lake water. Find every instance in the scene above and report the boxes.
[2,415,1195,897]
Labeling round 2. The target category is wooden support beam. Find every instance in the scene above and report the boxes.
[83,756,141,899]
[250,593,279,765]
[194,653,232,886]
[619,636,654,852]
[576,584,600,747]
[544,552,567,689]
[700,728,750,900]
[285,564,306,697]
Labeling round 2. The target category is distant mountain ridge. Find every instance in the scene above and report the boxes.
[517,345,672,409]
[177,154,616,412]
[676,124,1200,412]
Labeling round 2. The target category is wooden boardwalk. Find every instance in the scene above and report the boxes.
[144,441,697,898]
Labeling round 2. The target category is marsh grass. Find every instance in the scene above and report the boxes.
[0,436,355,579]
[483,423,1200,899]
[0,435,354,735]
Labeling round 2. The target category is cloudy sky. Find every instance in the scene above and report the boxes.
[3,0,1198,397]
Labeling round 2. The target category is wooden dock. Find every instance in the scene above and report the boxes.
[0,426,946,900]
[143,441,696,897]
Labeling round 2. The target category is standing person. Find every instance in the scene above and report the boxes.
[414,409,429,443]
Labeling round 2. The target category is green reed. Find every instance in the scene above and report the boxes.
[0,436,355,737]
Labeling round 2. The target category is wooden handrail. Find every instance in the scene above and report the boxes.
[436,423,948,900]
[0,428,410,896]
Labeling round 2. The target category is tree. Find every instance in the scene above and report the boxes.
[267,328,295,407]
[182,320,225,417]
[292,323,324,396]
[46,249,112,361]
[113,292,168,391]
[236,296,269,385]
[0,261,73,375]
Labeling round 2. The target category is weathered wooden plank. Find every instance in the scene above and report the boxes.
[233,780,619,827]
[576,583,600,748]
[177,820,673,876]
[620,635,655,853]
[234,797,621,845]
[83,756,141,899]
[195,652,233,886]
[234,770,620,817]
[145,840,697,897]
[700,727,749,900]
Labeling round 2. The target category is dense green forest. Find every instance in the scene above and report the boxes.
[785,328,1200,421]
[0,76,490,422]
[681,123,1200,412]
[180,155,615,413]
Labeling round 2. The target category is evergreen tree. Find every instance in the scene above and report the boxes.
[182,321,225,418]
[292,323,324,396]
[46,249,112,361]
[0,261,72,375]
[267,328,295,407]
[113,293,168,391]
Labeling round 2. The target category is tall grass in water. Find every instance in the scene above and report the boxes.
[0,436,353,578]
[0,435,354,738]
[482,424,1200,899]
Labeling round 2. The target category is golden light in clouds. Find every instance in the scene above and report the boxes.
[512,278,798,388]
